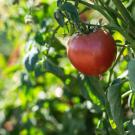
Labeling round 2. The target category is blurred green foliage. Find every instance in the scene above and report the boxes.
[0,0,135,135]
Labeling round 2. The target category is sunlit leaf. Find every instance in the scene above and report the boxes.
[24,47,39,71]
[107,79,124,134]
[85,76,106,106]
[128,59,135,92]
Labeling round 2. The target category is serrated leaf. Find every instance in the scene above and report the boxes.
[54,9,65,27]
[107,79,124,134]
[128,59,135,92]
[61,2,79,24]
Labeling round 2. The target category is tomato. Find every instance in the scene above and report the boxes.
[80,13,87,22]
[79,10,91,22]
[67,29,117,76]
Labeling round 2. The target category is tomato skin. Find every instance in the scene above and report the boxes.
[80,13,88,22]
[67,30,117,76]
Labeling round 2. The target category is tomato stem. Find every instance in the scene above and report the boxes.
[107,46,126,88]
[112,0,135,36]
[76,0,115,23]
[68,0,135,51]
[121,90,132,98]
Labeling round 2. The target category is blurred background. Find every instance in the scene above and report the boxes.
[0,0,129,135]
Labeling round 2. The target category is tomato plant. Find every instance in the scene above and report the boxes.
[0,0,135,135]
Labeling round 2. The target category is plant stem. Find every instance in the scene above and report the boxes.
[107,46,126,88]
[112,0,135,37]
[98,0,127,26]
[116,44,128,48]
[69,0,115,23]
[105,24,135,52]
[69,0,135,52]
[112,0,134,25]
[46,25,61,55]
[78,0,135,50]
[122,90,132,98]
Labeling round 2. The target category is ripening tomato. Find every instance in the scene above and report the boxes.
[80,13,88,22]
[67,29,117,76]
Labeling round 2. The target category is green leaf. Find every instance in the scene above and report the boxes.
[107,79,124,134]
[34,62,44,77]
[132,2,135,25]
[44,59,65,80]
[35,32,45,45]
[4,64,21,74]
[128,59,135,93]
[57,0,63,7]
[85,76,106,106]
[21,73,32,87]
[130,93,135,110]
[77,75,90,100]
[77,75,103,113]
[112,0,135,38]
[54,9,65,27]
[127,116,135,135]
[61,2,79,24]
[24,47,39,71]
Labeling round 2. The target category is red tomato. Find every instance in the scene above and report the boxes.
[67,30,117,76]
[80,13,88,22]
